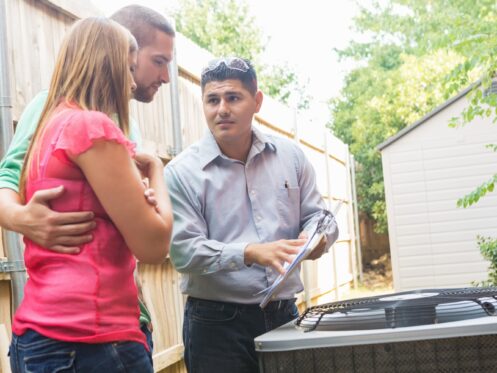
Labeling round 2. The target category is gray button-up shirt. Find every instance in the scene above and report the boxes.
[164,127,338,304]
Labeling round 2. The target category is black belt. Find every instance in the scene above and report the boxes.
[263,298,296,312]
[187,296,296,312]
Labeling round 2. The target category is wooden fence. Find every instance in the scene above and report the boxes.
[0,1,358,372]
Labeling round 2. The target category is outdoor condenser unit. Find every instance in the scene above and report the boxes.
[255,287,497,373]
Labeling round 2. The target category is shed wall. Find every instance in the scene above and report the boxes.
[382,94,497,290]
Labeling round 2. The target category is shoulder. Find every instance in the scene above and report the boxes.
[266,133,305,158]
[17,90,49,125]
[64,109,112,124]
[262,133,309,176]
[30,90,49,107]
[166,140,203,171]
[52,108,134,156]
[164,141,206,193]
[56,109,117,134]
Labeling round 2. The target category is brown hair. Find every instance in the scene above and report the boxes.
[20,17,137,198]
[110,5,175,48]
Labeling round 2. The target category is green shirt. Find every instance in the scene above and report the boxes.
[0,90,143,191]
[0,90,151,325]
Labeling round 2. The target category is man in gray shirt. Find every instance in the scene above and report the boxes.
[165,57,339,373]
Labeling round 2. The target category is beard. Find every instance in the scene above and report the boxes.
[132,85,155,103]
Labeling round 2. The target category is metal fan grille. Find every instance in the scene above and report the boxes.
[258,334,497,373]
[296,287,497,331]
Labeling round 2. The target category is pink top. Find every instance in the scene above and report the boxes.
[12,104,147,349]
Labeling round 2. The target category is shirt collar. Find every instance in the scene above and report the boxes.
[198,126,276,169]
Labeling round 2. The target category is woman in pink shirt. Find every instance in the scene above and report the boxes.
[9,17,172,373]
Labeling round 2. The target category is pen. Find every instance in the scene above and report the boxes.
[284,180,289,188]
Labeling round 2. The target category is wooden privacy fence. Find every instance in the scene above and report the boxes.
[0,1,358,372]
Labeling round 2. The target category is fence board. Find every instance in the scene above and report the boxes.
[0,324,11,373]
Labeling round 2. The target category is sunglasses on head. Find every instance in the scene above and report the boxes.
[202,57,250,74]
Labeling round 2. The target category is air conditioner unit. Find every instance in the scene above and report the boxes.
[255,287,497,373]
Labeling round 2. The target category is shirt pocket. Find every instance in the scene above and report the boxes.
[276,186,301,233]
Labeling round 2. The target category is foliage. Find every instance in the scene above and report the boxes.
[329,0,497,232]
[331,46,465,232]
[457,173,497,208]
[174,0,310,109]
[174,0,263,61]
[451,85,497,206]
[473,236,497,287]
[258,64,311,110]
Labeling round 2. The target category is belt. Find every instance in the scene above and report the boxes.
[263,298,296,312]
[187,296,296,312]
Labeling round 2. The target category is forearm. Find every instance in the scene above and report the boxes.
[0,188,25,233]
[171,238,247,275]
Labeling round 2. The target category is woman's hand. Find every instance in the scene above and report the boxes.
[134,152,163,178]
[135,153,163,212]
[142,178,159,212]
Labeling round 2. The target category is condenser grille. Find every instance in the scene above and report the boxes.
[259,334,497,373]
[296,287,497,331]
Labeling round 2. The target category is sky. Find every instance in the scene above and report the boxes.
[95,0,360,128]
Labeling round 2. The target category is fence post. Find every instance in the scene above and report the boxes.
[350,154,363,282]
[323,132,340,300]
[291,109,312,309]
[0,0,26,312]
[168,19,183,157]
[345,149,359,288]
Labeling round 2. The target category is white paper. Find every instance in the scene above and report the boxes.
[259,202,342,308]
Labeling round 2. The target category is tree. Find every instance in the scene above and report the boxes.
[329,0,495,232]
[258,63,311,110]
[173,0,310,109]
[352,0,497,208]
[174,0,263,61]
[331,47,465,232]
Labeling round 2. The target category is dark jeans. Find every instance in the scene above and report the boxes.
[183,296,298,373]
[9,329,153,373]
[141,323,154,366]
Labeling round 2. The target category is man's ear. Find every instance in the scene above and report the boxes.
[254,90,263,113]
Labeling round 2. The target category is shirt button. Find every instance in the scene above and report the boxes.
[251,190,256,195]
[257,216,262,221]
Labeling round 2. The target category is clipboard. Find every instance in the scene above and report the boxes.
[259,202,342,308]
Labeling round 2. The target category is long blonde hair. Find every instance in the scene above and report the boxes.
[20,17,137,199]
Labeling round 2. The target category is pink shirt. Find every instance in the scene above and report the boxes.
[13,104,147,348]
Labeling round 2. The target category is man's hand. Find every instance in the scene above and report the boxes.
[12,186,95,253]
[300,230,327,260]
[244,238,307,275]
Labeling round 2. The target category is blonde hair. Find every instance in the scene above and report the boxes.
[20,17,137,198]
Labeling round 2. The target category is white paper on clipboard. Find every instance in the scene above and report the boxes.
[258,202,342,308]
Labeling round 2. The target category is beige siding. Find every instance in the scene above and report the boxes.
[382,93,497,291]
